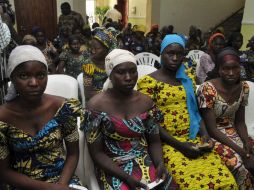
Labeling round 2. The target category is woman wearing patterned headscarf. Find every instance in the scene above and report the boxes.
[198,47,254,189]
[197,33,225,84]
[137,34,237,189]
[82,27,118,103]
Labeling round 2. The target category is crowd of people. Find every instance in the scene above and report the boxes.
[1,1,254,190]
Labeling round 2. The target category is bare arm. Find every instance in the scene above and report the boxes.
[58,141,79,185]
[200,108,247,157]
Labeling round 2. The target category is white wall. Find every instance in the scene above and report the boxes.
[156,0,245,34]
[128,0,147,19]
[242,0,254,24]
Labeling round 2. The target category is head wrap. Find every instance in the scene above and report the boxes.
[93,27,118,52]
[160,34,201,139]
[103,49,136,91]
[22,34,37,44]
[133,25,146,33]
[217,47,240,64]
[208,33,225,49]
[5,45,48,101]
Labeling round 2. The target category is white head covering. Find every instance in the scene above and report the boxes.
[5,45,48,101]
[103,49,136,91]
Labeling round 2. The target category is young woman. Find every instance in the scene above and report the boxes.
[197,47,254,189]
[197,33,225,83]
[0,45,84,190]
[83,49,178,190]
[137,34,237,189]
[82,28,117,102]
[57,35,88,78]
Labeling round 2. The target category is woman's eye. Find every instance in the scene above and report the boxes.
[37,73,46,79]
[19,73,28,79]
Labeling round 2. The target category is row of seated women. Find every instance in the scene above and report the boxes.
[0,34,254,190]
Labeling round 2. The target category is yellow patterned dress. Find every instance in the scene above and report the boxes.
[0,99,83,190]
[137,73,237,190]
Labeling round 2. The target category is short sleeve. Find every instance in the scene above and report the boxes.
[0,122,9,160]
[82,63,95,87]
[241,81,249,106]
[82,110,103,144]
[137,76,157,102]
[145,106,163,135]
[59,99,83,143]
[197,82,217,109]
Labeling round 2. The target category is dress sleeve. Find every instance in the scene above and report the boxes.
[0,122,9,160]
[82,110,103,144]
[82,63,95,87]
[197,82,217,109]
[241,81,249,106]
[145,105,163,135]
[61,99,83,143]
[137,76,157,102]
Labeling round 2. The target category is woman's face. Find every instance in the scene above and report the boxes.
[35,31,45,45]
[211,37,225,54]
[110,62,138,93]
[161,43,185,71]
[69,39,81,54]
[232,36,243,50]
[219,58,240,85]
[90,39,109,61]
[11,61,48,101]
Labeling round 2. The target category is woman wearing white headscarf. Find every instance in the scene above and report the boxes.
[0,45,86,190]
[83,49,178,190]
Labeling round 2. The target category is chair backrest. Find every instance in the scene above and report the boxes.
[186,50,205,74]
[45,74,79,99]
[77,73,86,108]
[135,52,160,67]
[245,81,254,138]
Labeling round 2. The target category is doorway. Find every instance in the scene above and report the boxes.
[117,0,128,27]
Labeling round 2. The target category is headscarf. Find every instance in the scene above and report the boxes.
[161,34,201,139]
[217,47,240,63]
[22,34,37,44]
[5,45,48,101]
[93,27,118,52]
[208,33,225,49]
[103,49,136,91]
[133,25,146,33]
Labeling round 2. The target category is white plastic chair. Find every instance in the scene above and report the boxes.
[186,50,204,74]
[45,74,79,99]
[245,81,254,138]
[77,73,86,108]
[135,52,160,67]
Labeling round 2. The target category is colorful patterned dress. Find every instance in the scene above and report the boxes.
[197,81,254,189]
[82,60,108,102]
[137,74,237,190]
[59,50,89,78]
[0,99,82,190]
[83,106,177,190]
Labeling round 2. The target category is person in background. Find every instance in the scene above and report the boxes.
[197,33,225,83]
[22,34,37,46]
[0,45,85,190]
[198,47,254,189]
[137,34,237,189]
[244,36,254,80]
[58,2,85,36]
[130,25,146,55]
[103,4,122,24]
[33,27,58,74]
[82,28,117,103]
[83,49,178,190]
[57,35,88,78]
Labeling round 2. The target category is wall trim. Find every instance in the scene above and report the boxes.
[242,20,254,24]
[128,16,146,19]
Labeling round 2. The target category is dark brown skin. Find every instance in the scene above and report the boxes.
[0,61,78,190]
[87,62,167,190]
[149,43,213,159]
[200,58,254,175]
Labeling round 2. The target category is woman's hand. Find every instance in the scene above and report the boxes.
[155,162,168,182]
[125,176,149,190]
[199,136,214,152]
[180,142,202,159]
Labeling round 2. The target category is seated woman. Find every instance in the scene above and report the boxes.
[83,49,178,189]
[0,45,85,190]
[197,47,254,189]
[137,34,237,189]
[82,28,117,103]
[57,35,88,78]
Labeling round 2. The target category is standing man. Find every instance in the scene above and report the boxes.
[58,2,85,35]
[103,4,122,24]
